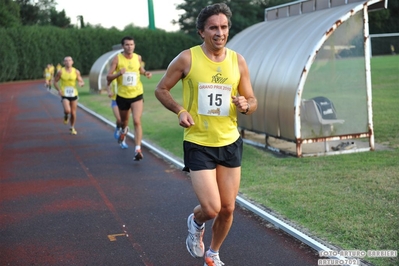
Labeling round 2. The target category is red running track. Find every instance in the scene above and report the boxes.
[0,81,320,265]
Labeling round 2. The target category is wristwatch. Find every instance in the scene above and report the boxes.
[241,103,250,115]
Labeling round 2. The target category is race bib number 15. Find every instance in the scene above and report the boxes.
[198,83,232,116]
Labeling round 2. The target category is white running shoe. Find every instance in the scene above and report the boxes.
[186,213,205,258]
[204,250,225,266]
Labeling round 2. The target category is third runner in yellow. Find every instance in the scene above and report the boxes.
[54,56,84,135]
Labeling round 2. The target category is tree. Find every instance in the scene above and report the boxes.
[369,0,399,33]
[174,0,398,40]
[173,0,291,40]
[77,15,85,28]
[36,0,57,25]
[173,0,210,39]
[0,0,21,28]
[16,0,40,25]
[13,0,73,27]
[49,8,71,28]
[227,0,271,37]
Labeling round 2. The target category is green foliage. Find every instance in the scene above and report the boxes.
[16,0,40,25]
[0,0,21,27]
[175,0,293,40]
[49,8,71,28]
[2,0,397,34]
[2,0,72,28]
[0,28,18,81]
[173,0,397,40]
[1,0,396,83]
[77,15,85,28]
[369,0,399,33]
[174,0,212,39]
[0,26,198,82]
[5,26,40,79]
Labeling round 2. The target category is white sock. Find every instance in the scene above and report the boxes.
[208,248,218,255]
[135,145,141,151]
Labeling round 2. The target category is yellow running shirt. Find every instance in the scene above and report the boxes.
[44,68,52,81]
[115,53,143,99]
[182,45,241,147]
[56,64,62,73]
[110,77,118,101]
[60,67,78,97]
[49,65,55,76]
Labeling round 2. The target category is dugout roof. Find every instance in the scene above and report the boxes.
[89,47,122,93]
[227,0,388,156]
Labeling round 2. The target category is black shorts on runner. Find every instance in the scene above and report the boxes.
[61,96,78,102]
[116,94,144,111]
[183,137,243,172]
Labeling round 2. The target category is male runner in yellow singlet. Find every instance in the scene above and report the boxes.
[107,36,152,161]
[106,75,128,149]
[155,3,257,266]
[56,63,62,74]
[54,56,84,135]
[50,64,55,77]
[43,64,53,90]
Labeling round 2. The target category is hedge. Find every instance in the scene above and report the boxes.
[0,26,199,82]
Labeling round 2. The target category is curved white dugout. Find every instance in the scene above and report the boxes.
[227,0,387,156]
[89,49,123,93]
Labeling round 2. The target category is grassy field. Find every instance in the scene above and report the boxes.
[77,55,399,266]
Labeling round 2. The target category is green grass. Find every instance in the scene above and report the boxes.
[78,56,399,266]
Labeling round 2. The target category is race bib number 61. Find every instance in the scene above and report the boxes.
[122,72,137,86]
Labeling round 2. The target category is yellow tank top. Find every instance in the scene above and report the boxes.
[110,76,118,100]
[116,53,143,98]
[182,45,240,147]
[60,67,78,97]
[44,68,52,80]
[49,65,55,75]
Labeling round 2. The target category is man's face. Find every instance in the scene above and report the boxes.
[64,57,73,67]
[123,40,135,54]
[200,14,229,50]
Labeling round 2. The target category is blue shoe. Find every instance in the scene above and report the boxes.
[114,127,120,140]
[120,141,128,149]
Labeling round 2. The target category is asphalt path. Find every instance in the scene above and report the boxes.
[0,81,320,265]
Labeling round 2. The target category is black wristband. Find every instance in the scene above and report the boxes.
[241,103,250,115]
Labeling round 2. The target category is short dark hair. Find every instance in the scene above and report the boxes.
[196,3,232,34]
[121,36,134,45]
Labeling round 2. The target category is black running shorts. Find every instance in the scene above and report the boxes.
[61,96,78,101]
[116,94,143,111]
[183,137,243,172]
